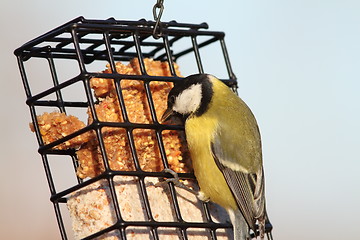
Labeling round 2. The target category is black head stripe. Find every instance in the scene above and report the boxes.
[182,74,213,117]
[169,74,214,117]
[195,76,213,116]
[171,74,208,95]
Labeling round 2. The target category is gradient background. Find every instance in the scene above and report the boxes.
[1,0,359,239]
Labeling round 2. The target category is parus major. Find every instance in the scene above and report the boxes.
[161,74,272,240]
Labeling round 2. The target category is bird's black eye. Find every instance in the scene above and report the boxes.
[169,95,176,105]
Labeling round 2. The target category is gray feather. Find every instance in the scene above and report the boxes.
[211,140,266,234]
[227,208,250,240]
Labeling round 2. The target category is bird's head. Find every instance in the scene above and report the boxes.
[161,74,214,123]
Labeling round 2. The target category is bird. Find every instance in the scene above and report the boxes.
[161,74,272,240]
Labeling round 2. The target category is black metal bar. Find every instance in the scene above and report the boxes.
[114,79,130,122]
[201,202,218,240]
[137,177,160,240]
[16,56,32,97]
[70,153,83,185]
[50,170,194,203]
[132,32,147,75]
[132,30,162,240]
[25,74,83,105]
[107,176,125,234]
[13,16,85,56]
[85,25,222,40]
[156,129,188,239]
[162,35,177,76]
[125,129,141,171]
[47,56,66,112]
[30,100,88,108]
[103,31,117,73]
[173,36,219,61]
[191,36,204,73]
[219,38,236,81]
[112,220,230,229]
[71,27,87,74]
[53,202,68,240]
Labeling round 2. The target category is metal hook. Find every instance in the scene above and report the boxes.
[152,0,164,39]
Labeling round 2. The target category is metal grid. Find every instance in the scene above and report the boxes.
[14,17,271,240]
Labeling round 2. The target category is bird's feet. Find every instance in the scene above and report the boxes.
[157,168,198,195]
[197,191,210,202]
[158,168,211,203]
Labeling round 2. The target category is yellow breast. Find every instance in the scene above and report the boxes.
[185,115,237,210]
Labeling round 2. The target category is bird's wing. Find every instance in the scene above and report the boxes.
[210,124,265,233]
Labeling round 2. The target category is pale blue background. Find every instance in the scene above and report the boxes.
[1,0,359,239]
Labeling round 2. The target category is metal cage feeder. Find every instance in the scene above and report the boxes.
[14,16,272,240]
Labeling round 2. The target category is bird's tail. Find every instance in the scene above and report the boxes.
[227,208,250,240]
[264,213,274,240]
[256,212,274,240]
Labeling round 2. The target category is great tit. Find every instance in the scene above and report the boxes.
[161,74,272,240]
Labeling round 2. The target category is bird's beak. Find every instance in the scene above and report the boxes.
[161,108,174,123]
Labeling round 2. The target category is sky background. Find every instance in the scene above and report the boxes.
[1,0,359,239]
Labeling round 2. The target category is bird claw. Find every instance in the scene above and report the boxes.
[197,191,210,202]
[158,168,198,196]
[155,168,181,187]
[162,168,181,185]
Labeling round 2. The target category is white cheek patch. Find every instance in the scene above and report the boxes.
[173,83,202,115]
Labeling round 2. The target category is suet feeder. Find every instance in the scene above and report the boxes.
[14,3,272,240]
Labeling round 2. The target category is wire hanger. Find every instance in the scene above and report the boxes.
[152,0,164,39]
